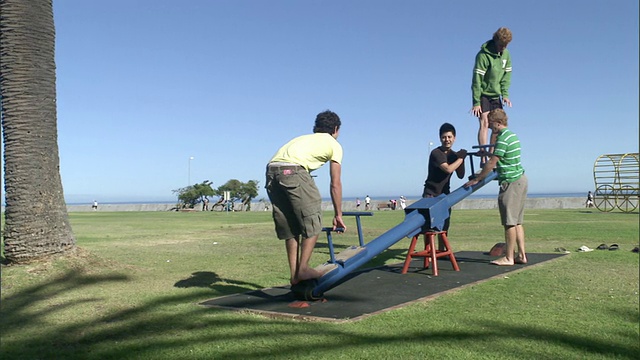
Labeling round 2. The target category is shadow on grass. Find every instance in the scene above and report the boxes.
[314,239,410,268]
[174,271,265,295]
[576,210,640,215]
[2,268,637,360]
[314,242,352,252]
[474,319,639,359]
[1,271,130,328]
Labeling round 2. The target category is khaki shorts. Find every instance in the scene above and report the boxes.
[498,174,528,226]
[265,163,322,240]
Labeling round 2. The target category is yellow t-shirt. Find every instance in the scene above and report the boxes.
[270,133,343,172]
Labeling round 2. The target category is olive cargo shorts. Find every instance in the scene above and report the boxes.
[265,164,323,240]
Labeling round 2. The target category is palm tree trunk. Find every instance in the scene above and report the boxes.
[1,0,76,263]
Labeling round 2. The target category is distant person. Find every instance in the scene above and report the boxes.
[365,195,371,210]
[212,197,224,211]
[265,110,346,286]
[203,197,210,211]
[92,200,98,211]
[422,123,467,231]
[399,195,407,210]
[465,109,527,266]
[470,27,513,164]
[586,191,594,208]
[356,197,361,209]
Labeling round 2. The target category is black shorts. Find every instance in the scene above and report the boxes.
[480,96,503,113]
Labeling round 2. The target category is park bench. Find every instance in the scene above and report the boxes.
[377,202,392,210]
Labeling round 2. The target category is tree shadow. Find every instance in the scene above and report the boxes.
[360,248,408,268]
[174,271,265,295]
[1,267,637,360]
[1,271,130,332]
[473,319,639,359]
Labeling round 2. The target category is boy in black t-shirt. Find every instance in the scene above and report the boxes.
[422,123,467,230]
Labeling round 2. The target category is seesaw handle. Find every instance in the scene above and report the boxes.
[471,144,494,149]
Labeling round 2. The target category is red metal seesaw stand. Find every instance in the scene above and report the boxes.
[401,230,460,276]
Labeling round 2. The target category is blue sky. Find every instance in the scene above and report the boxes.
[7,0,639,203]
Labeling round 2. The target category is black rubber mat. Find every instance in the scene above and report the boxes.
[200,251,565,322]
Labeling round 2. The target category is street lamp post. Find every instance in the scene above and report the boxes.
[188,156,194,186]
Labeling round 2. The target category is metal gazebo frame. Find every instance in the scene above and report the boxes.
[593,152,639,212]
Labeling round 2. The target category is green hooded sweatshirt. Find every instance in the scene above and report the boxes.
[471,40,512,107]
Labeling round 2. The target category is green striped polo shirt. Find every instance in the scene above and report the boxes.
[493,128,524,183]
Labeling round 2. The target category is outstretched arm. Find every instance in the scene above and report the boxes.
[471,52,488,115]
[329,160,346,231]
[465,154,499,187]
[500,53,512,106]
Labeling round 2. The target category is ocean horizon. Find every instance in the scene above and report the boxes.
[60,192,586,206]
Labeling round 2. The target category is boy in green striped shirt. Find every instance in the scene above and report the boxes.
[465,109,528,266]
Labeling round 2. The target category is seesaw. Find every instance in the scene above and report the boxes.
[291,147,498,301]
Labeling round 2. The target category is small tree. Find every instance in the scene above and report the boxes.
[240,180,259,211]
[215,179,243,204]
[173,180,215,209]
[215,179,259,211]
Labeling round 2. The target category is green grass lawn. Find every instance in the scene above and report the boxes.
[1,209,638,359]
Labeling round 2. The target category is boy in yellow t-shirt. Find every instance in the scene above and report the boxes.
[265,110,346,285]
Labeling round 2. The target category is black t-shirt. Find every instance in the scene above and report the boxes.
[422,147,458,197]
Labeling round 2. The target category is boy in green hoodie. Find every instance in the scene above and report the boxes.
[470,27,513,162]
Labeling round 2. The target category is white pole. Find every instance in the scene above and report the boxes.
[188,156,194,186]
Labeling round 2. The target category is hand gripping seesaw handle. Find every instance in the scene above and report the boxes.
[467,144,495,176]
[321,211,373,263]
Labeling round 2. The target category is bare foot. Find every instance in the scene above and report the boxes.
[490,257,514,266]
[515,256,527,264]
[294,267,323,283]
